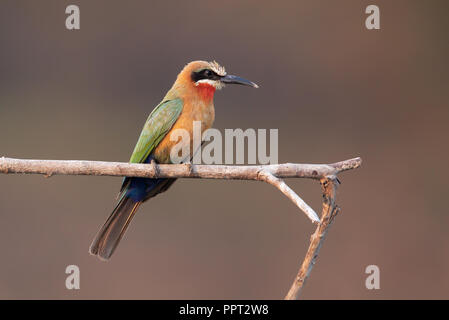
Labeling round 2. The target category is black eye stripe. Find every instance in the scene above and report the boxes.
[191,69,220,82]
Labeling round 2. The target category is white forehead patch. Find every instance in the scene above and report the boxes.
[209,60,226,77]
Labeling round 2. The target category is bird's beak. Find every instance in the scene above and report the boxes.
[221,74,259,88]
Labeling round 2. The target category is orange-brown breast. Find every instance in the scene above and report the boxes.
[153,90,215,163]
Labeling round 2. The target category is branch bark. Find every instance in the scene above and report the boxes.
[0,156,361,298]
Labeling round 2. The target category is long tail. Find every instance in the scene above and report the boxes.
[89,196,141,261]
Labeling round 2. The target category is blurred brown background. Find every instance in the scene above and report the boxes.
[0,0,448,299]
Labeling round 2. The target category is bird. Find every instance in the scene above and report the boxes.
[89,60,258,261]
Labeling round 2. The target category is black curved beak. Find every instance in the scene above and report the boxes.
[221,74,259,88]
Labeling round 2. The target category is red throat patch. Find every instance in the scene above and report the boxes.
[196,83,216,102]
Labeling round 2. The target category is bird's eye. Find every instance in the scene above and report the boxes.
[203,69,212,77]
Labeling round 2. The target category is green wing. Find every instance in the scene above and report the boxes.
[129,98,183,164]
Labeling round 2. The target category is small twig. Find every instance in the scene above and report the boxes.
[258,171,320,223]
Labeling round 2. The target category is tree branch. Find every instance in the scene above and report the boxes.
[0,156,360,179]
[285,177,340,299]
[0,156,361,298]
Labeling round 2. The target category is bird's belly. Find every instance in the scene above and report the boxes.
[153,102,214,163]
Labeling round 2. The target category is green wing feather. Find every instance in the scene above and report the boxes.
[118,98,183,195]
[129,98,183,164]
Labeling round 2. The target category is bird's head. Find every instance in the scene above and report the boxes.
[170,61,258,100]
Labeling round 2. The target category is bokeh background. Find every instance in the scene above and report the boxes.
[0,0,448,299]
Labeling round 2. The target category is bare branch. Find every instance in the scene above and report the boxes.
[0,157,361,179]
[284,177,340,300]
[0,156,361,298]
